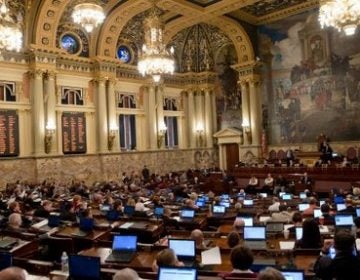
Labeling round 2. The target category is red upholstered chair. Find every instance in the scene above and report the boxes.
[347,147,357,162]
[269,150,277,161]
[277,150,286,161]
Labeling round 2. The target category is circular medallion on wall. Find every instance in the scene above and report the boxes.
[60,33,81,55]
[117,45,132,63]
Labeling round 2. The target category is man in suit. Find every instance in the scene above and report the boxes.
[299,172,313,191]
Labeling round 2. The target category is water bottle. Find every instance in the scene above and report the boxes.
[61,251,68,272]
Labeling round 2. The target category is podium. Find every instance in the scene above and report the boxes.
[295,151,322,166]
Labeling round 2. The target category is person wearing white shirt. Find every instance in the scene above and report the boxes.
[268,197,281,212]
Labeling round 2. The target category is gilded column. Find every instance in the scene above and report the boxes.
[204,88,213,148]
[107,79,119,152]
[187,90,196,148]
[180,91,188,148]
[96,78,108,153]
[249,77,262,146]
[240,80,250,145]
[147,85,157,150]
[45,71,57,154]
[31,69,45,155]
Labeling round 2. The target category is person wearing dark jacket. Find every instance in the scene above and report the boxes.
[314,230,360,280]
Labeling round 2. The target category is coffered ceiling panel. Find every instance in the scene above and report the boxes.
[186,0,222,7]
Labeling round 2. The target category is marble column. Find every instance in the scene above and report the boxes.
[31,69,45,155]
[156,84,166,149]
[107,79,119,152]
[204,88,213,148]
[45,71,57,154]
[187,90,196,148]
[96,78,108,153]
[249,77,262,146]
[180,91,188,148]
[147,85,157,150]
[240,80,250,145]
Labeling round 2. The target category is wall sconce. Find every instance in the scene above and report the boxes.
[45,123,56,154]
[242,121,252,144]
[108,124,118,151]
[157,122,167,149]
[196,123,204,148]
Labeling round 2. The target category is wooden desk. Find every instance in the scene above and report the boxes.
[173,215,207,230]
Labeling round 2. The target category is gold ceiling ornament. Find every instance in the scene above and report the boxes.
[0,0,22,52]
[319,0,360,36]
[137,0,175,83]
[72,2,105,33]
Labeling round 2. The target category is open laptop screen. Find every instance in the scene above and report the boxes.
[282,194,292,200]
[219,201,230,208]
[244,226,266,240]
[158,267,197,280]
[154,207,164,217]
[196,200,205,207]
[237,216,253,226]
[168,239,195,258]
[298,204,309,212]
[213,205,226,214]
[181,209,195,219]
[299,192,307,199]
[69,255,101,280]
[281,270,304,280]
[336,203,346,211]
[113,235,137,251]
[313,209,322,218]
[335,215,354,226]
[295,227,303,240]
[357,207,360,217]
[243,199,253,206]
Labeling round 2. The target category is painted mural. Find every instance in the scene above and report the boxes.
[259,11,360,144]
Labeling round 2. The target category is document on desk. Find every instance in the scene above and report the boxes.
[279,241,295,250]
[201,246,222,265]
[32,219,48,229]
[120,222,134,229]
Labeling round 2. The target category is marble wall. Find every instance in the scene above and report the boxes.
[0,149,215,189]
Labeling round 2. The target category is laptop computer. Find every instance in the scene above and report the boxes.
[168,239,196,267]
[100,204,111,212]
[356,207,360,217]
[158,266,197,280]
[0,237,17,249]
[259,193,268,198]
[105,235,137,263]
[335,215,354,227]
[336,203,346,211]
[295,227,303,240]
[266,222,284,233]
[243,199,254,207]
[196,200,205,207]
[219,200,230,208]
[180,209,195,220]
[244,226,267,250]
[298,203,309,212]
[237,216,253,226]
[282,194,292,200]
[212,205,226,217]
[69,255,101,280]
[334,196,345,204]
[299,192,307,199]
[124,205,135,217]
[0,252,12,270]
[314,209,322,218]
[281,270,304,280]
[72,218,94,237]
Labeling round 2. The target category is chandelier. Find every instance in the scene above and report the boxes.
[319,0,360,36]
[72,3,105,33]
[137,2,175,83]
[0,0,22,52]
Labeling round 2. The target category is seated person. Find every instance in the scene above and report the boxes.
[354,217,360,238]
[270,204,292,223]
[113,268,140,280]
[33,200,53,218]
[183,198,199,210]
[287,211,303,234]
[295,219,321,249]
[338,198,356,216]
[233,217,245,232]
[246,175,259,194]
[302,197,318,216]
[314,230,360,280]
[257,267,285,280]
[190,229,207,249]
[7,213,23,231]
[0,267,28,280]
[273,175,287,195]
[268,197,280,212]
[152,248,184,272]
[227,231,240,248]
[220,245,256,278]
[59,202,77,222]
[261,173,274,194]
[315,204,334,225]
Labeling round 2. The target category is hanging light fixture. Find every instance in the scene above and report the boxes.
[137,1,175,83]
[319,0,360,36]
[0,0,22,52]
[72,3,105,33]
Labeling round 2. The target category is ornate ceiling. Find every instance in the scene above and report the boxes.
[22,0,319,66]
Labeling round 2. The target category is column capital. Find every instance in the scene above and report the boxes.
[107,78,117,87]
[44,70,57,80]
[94,77,107,85]
[29,69,44,79]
